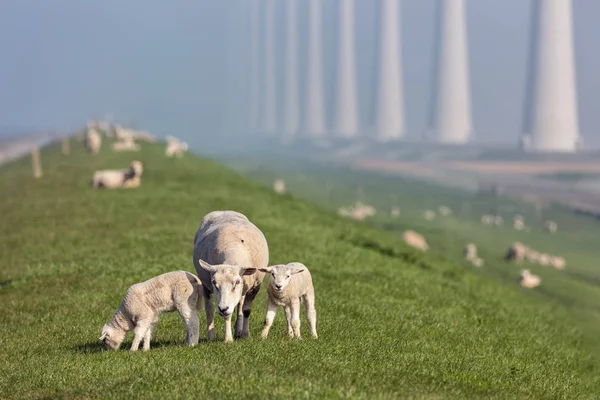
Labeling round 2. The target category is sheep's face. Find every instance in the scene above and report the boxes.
[99,324,126,350]
[198,260,256,318]
[261,264,306,293]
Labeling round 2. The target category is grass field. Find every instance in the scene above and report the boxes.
[0,142,599,399]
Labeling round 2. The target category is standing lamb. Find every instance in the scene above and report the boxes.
[99,271,203,351]
[545,220,558,233]
[193,210,269,343]
[259,262,317,339]
[86,128,102,154]
[403,230,428,252]
[464,243,478,261]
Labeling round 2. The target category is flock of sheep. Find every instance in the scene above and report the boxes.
[271,176,565,291]
[100,210,318,351]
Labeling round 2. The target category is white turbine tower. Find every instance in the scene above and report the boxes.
[522,0,579,152]
[249,0,261,133]
[261,0,277,135]
[283,0,300,140]
[428,0,472,144]
[374,0,405,141]
[304,0,327,139]
[334,0,359,139]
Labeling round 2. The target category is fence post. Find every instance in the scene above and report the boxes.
[32,146,42,179]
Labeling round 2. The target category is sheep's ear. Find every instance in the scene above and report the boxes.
[198,259,217,273]
[99,332,107,341]
[290,266,306,275]
[241,268,257,276]
[258,266,273,273]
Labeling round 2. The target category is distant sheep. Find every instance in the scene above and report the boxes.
[193,211,269,343]
[438,205,452,216]
[112,139,140,152]
[92,160,144,189]
[550,256,566,270]
[165,137,188,158]
[545,220,558,234]
[513,218,525,231]
[424,210,436,221]
[259,262,317,339]
[519,269,541,289]
[494,216,504,226]
[525,249,540,263]
[538,253,551,266]
[472,257,484,268]
[505,242,526,263]
[403,230,428,252]
[86,128,102,154]
[480,214,494,225]
[464,243,477,261]
[273,179,286,194]
[390,206,400,218]
[99,271,203,351]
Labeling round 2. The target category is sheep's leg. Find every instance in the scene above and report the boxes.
[179,300,200,346]
[304,293,318,339]
[241,286,260,338]
[203,287,215,341]
[260,298,278,339]
[284,306,293,337]
[224,314,234,343]
[142,322,157,351]
[131,322,150,351]
[234,294,246,339]
[290,298,301,339]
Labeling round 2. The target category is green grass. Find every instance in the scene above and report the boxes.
[0,142,599,399]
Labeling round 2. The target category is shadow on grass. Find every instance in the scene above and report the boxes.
[340,233,433,270]
[72,338,212,353]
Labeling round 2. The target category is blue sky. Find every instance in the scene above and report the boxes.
[0,0,598,146]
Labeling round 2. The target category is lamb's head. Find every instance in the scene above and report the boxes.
[198,260,256,318]
[130,161,143,177]
[260,264,305,293]
[99,324,126,350]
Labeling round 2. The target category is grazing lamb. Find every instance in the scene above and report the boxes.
[259,262,317,339]
[92,160,143,189]
[519,269,541,289]
[403,230,428,252]
[99,271,203,351]
[545,220,558,234]
[273,179,286,194]
[193,211,269,343]
[505,241,526,263]
[86,128,102,154]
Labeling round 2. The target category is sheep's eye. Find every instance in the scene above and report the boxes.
[286,275,291,279]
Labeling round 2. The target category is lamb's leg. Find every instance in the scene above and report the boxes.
[241,286,260,338]
[203,287,215,341]
[180,298,200,346]
[284,306,293,337]
[131,322,150,351]
[224,314,234,343]
[142,322,157,351]
[290,298,301,339]
[304,292,318,339]
[234,294,246,339]
[260,298,278,339]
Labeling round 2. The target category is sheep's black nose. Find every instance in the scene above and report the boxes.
[218,306,229,313]
[275,284,282,290]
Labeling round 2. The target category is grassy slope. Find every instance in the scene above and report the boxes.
[0,143,598,399]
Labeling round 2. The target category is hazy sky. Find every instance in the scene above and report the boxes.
[1,0,599,146]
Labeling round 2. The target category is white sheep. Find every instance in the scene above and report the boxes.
[86,128,102,154]
[390,206,400,218]
[550,256,566,270]
[99,271,203,351]
[538,253,551,266]
[513,218,525,231]
[545,220,558,234]
[505,241,527,263]
[472,257,484,267]
[438,205,452,216]
[403,230,428,252]
[464,243,477,261]
[92,160,143,189]
[193,210,269,343]
[480,214,494,225]
[494,215,504,226]
[519,269,541,289]
[273,179,286,194]
[165,137,188,158]
[525,249,541,263]
[424,210,436,221]
[259,262,317,339]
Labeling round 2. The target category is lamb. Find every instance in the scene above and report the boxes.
[193,210,269,343]
[259,262,317,339]
[86,128,102,154]
[165,137,189,158]
[402,230,428,252]
[519,269,541,289]
[112,138,140,152]
[550,256,566,270]
[92,160,144,189]
[99,271,203,351]
[464,243,478,261]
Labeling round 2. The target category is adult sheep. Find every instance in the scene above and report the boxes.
[193,210,269,343]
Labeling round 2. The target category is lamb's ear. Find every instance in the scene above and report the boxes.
[290,266,306,275]
[198,259,217,273]
[99,332,107,341]
[258,266,273,273]
[241,268,257,276]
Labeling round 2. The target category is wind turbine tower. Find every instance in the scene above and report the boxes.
[304,0,327,139]
[283,0,300,140]
[522,0,580,152]
[260,0,277,134]
[428,0,473,144]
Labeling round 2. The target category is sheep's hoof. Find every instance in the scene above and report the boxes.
[224,337,234,344]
